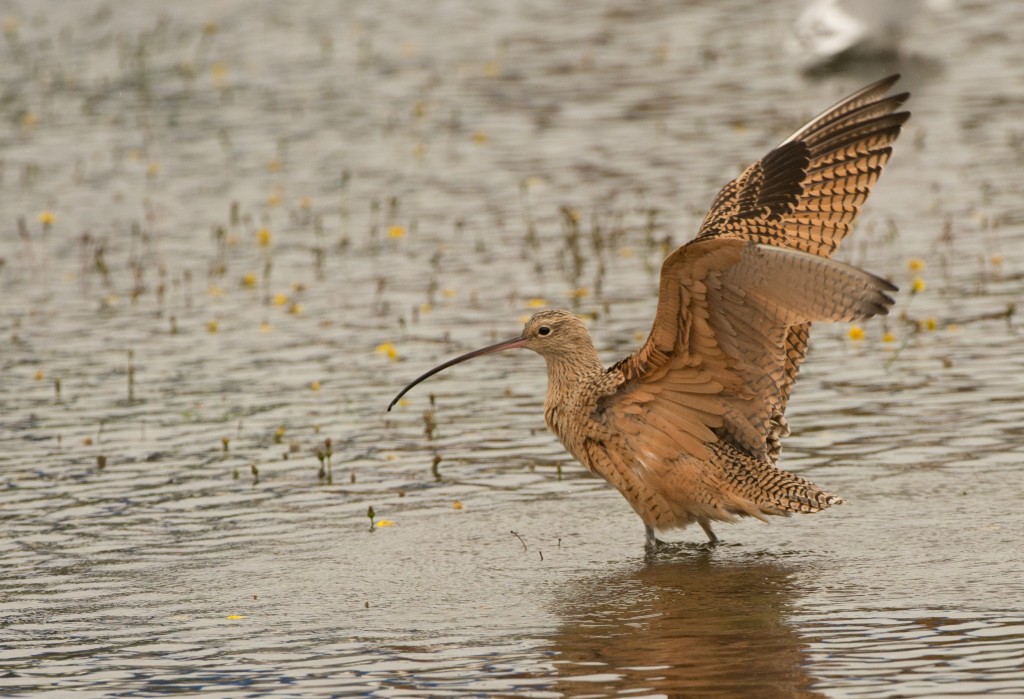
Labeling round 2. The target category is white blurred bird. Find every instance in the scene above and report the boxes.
[790,0,948,67]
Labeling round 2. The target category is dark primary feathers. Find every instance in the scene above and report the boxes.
[697,74,909,256]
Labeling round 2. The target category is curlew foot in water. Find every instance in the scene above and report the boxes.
[644,523,723,555]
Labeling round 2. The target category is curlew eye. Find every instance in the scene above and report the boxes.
[537,326,551,336]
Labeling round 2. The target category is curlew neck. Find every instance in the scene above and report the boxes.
[539,338,604,405]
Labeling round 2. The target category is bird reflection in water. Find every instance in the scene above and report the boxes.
[546,550,825,698]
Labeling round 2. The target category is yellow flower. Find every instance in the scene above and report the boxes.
[375,520,396,528]
[925,317,937,331]
[571,287,589,298]
[472,131,488,144]
[272,293,288,306]
[388,225,406,239]
[288,302,303,315]
[452,501,463,510]
[526,298,547,308]
[883,331,895,343]
[211,62,229,87]
[267,191,281,207]
[242,273,258,288]
[206,319,219,333]
[310,380,320,391]
[257,228,272,247]
[908,258,925,271]
[376,342,398,360]
[225,614,246,620]
[419,303,432,314]
[911,277,926,293]
[34,369,44,380]
[397,398,410,407]
[990,255,1003,267]
[207,284,224,297]
[38,211,55,226]
[848,326,865,341]
[442,288,457,298]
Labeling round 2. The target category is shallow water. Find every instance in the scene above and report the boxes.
[2,0,1023,696]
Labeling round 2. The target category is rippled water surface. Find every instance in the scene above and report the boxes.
[2,0,1023,696]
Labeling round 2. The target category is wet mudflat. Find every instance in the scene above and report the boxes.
[2,0,1023,696]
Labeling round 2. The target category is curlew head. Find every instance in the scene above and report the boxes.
[386,309,595,411]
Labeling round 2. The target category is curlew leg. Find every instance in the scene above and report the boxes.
[644,525,665,553]
[699,519,719,546]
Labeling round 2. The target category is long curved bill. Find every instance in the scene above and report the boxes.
[386,335,528,411]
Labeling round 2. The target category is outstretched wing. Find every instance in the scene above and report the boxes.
[695,75,908,459]
[605,238,896,466]
[604,78,907,465]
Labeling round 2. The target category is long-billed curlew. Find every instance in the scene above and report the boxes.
[389,76,909,549]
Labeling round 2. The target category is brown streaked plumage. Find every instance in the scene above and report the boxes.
[388,76,908,549]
